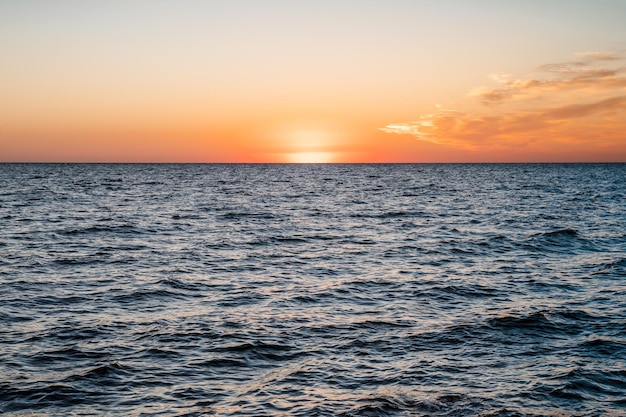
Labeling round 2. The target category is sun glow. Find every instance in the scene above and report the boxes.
[287,151,335,163]
[268,123,345,163]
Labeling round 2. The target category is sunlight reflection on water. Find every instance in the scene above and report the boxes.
[0,163,625,416]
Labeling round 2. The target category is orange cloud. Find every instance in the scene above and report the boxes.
[469,52,626,104]
[381,52,626,158]
[382,96,626,148]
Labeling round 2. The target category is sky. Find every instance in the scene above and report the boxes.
[1,0,626,162]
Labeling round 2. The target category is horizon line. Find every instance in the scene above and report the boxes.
[1,161,625,165]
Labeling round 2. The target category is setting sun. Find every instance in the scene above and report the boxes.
[2,2,626,415]
[0,1,625,162]
[264,123,348,163]
[286,151,336,163]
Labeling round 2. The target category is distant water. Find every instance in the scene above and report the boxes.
[1,163,625,417]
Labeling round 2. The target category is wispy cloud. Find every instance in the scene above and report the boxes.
[381,52,626,152]
[470,52,626,104]
[575,51,621,61]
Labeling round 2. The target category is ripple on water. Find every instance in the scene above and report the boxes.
[0,163,625,416]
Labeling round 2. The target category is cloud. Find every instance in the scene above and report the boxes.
[544,96,626,119]
[382,96,626,149]
[381,52,626,152]
[575,51,621,61]
[469,52,626,104]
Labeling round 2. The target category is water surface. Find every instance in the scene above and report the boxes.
[1,163,625,416]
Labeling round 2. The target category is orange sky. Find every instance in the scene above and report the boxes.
[1,1,625,162]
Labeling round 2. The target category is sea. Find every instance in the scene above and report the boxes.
[1,163,625,417]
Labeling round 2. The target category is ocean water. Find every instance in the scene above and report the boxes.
[0,163,625,417]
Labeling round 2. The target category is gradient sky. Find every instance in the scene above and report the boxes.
[1,0,626,162]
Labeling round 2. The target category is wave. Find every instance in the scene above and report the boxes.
[111,288,187,304]
[528,367,626,406]
[28,347,108,363]
[430,284,502,299]
[0,382,95,413]
[156,277,208,292]
[3,163,626,416]
[540,228,579,237]
[171,213,202,220]
[62,361,132,384]
[527,227,600,254]
[247,236,311,246]
[59,224,143,236]
[189,358,248,368]
[591,257,626,276]
[487,309,601,337]
[213,341,294,353]
[216,211,281,220]
[339,393,505,417]
[0,311,34,323]
[578,338,626,356]
[210,341,303,362]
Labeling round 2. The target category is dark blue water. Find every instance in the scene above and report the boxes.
[1,163,625,416]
